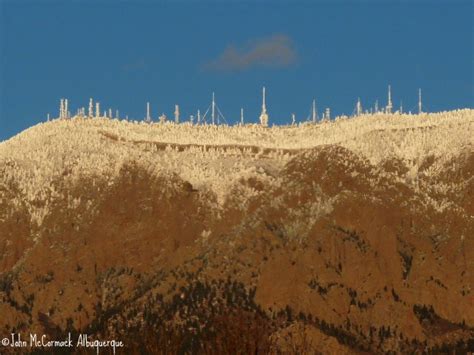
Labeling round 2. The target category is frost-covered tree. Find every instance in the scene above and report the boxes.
[1,106,473,227]
[96,102,100,118]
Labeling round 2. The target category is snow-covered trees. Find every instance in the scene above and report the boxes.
[0,108,472,227]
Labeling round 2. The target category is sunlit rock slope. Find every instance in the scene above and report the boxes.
[0,110,473,353]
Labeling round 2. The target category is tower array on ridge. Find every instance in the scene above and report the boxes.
[53,84,428,124]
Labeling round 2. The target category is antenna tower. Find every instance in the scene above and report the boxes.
[175,104,180,123]
[146,102,151,123]
[312,99,317,123]
[418,88,422,114]
[386,85,392,113]
[356,98,362,116]
[202,92,227,125]
[212,92,216,125]
[259,86,269,127]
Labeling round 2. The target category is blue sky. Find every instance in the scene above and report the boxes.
[0,0,472,141]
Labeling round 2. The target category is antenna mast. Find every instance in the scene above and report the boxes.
[65,99,69,119]
[146,102,151,123]
[59,99,64,119]
[356,97,362,116]
[386,85,392,114]
[259,86,269,127]
[88,98,93,118]
[211,92,216,125]
[325,107,330,120]
[312,99,317,123]
[418,88,422,114]
[175,104,180,123]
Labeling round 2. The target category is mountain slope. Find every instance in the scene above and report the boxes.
[0,110,473,353]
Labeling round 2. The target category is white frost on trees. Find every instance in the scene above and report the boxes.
[0,109,472,227]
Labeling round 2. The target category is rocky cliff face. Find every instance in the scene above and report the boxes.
[0,111,473,353]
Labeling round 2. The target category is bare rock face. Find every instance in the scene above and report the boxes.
[0,113,473,353]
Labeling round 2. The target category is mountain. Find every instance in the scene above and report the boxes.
[0,110,473,353]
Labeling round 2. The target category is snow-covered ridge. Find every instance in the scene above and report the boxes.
[0,109,473,227]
